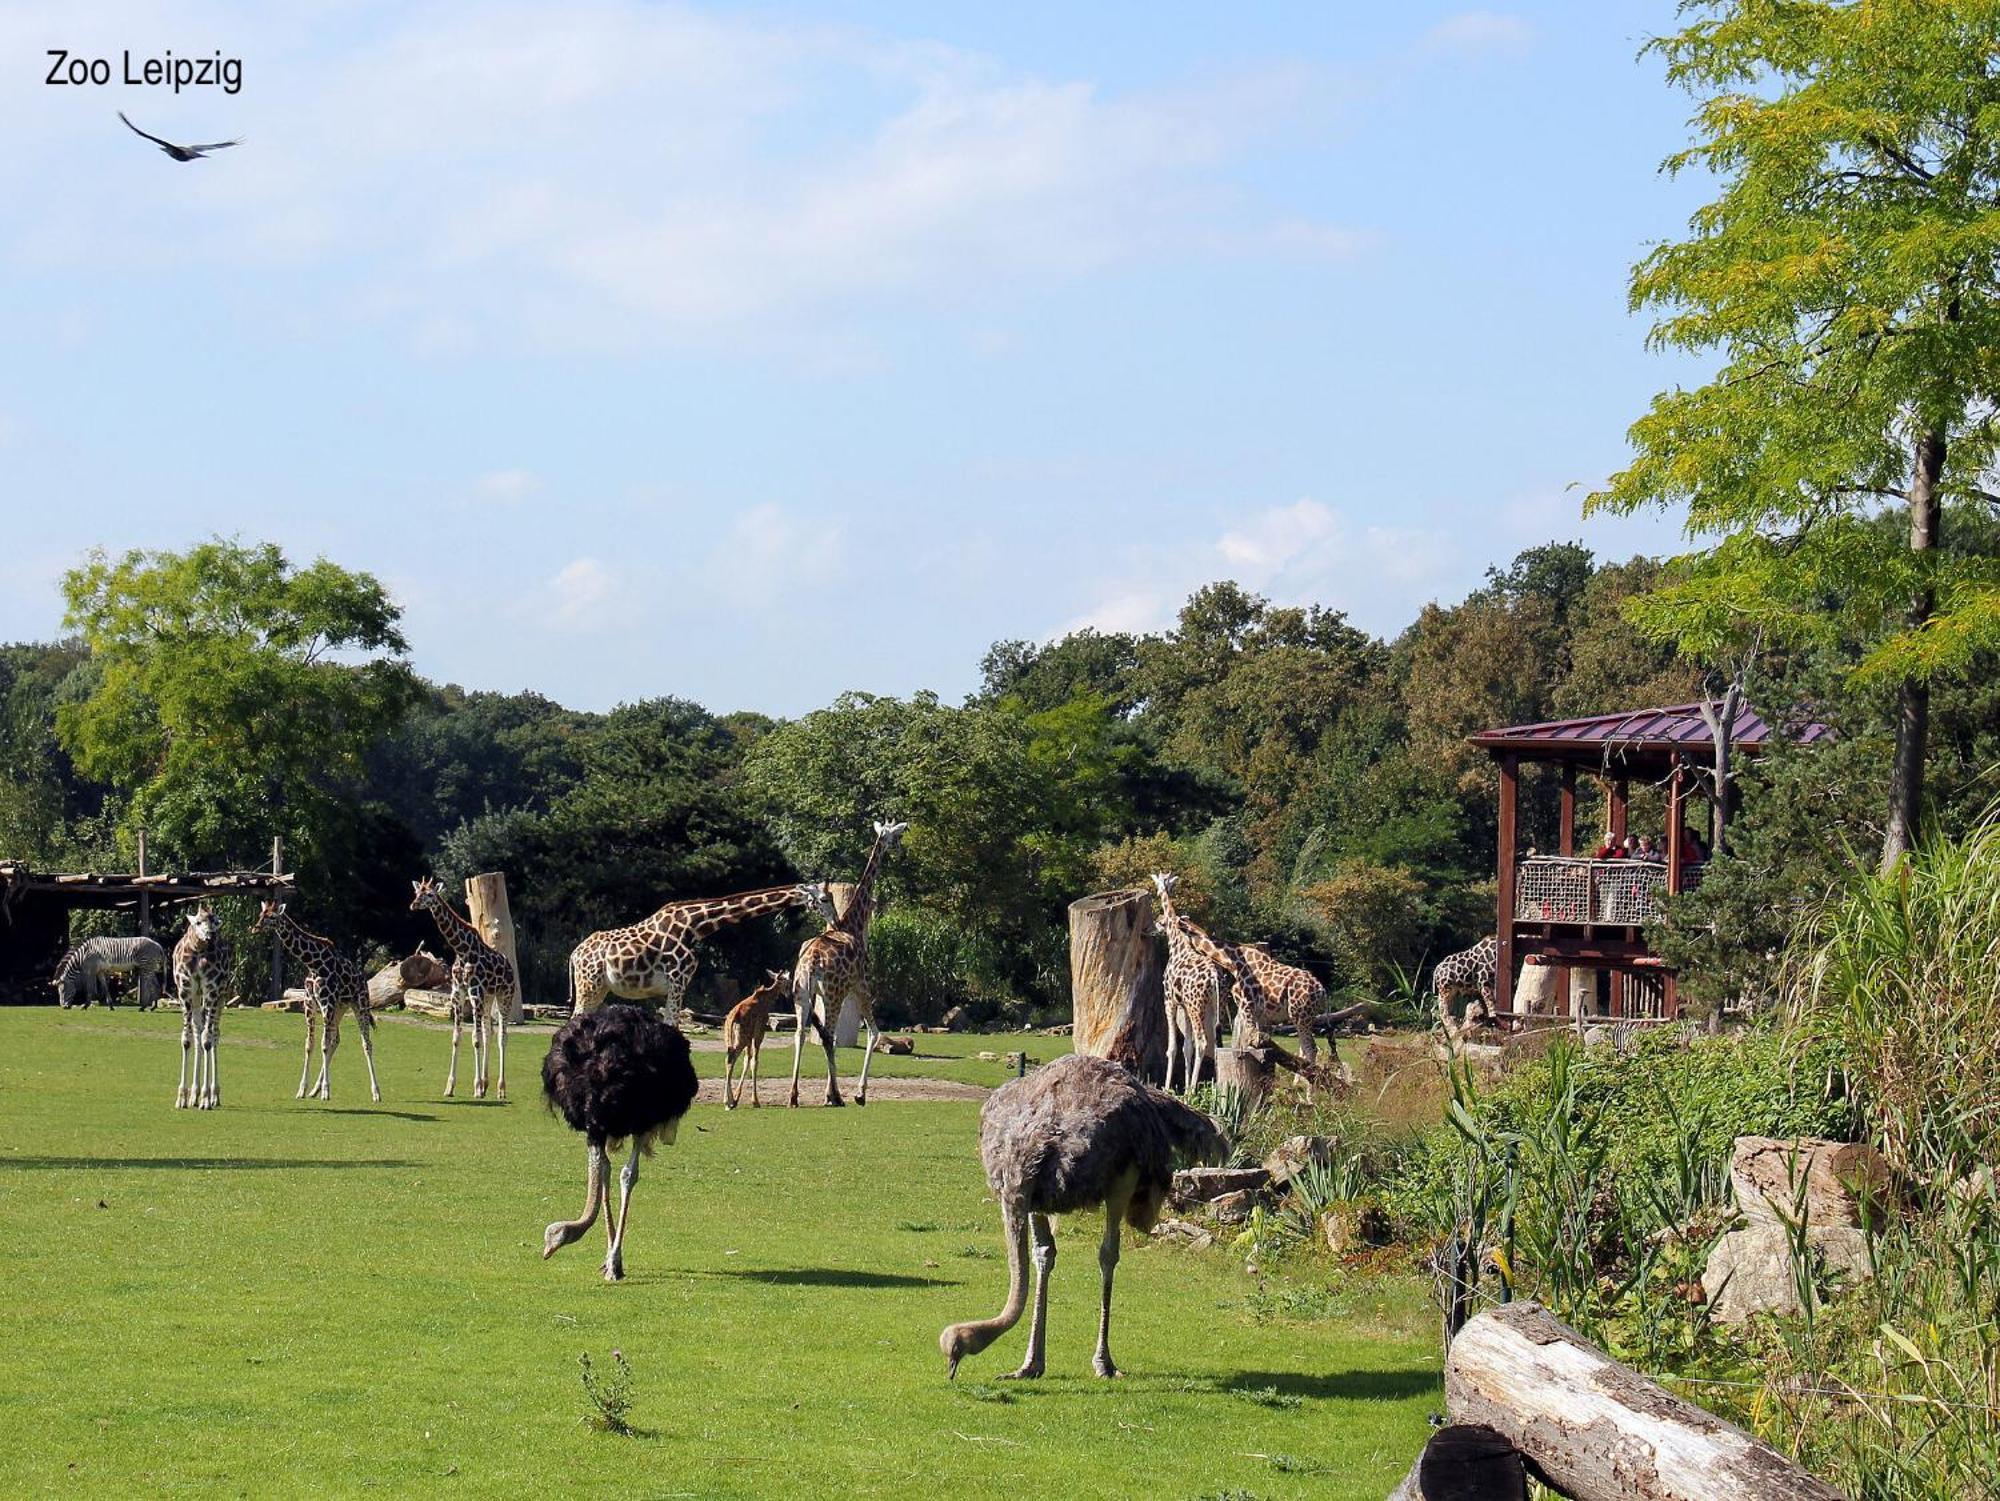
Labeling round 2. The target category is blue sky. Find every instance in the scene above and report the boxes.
[1,2,1709,714]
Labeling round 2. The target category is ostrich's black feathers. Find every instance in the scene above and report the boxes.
[542,1004,698,1151]
[978,1053,1228,1233]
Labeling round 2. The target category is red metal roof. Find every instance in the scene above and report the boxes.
[1469,702,1834,760]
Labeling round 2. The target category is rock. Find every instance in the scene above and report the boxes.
[1172,1166,1272,1203]
[1149,1218,1214,1250]
[1728,1136,1890,1229]
[1702,1223,1872,1322]
[939,1005,969,1031]
[875,1035,914,1055]
[975,1050,1000,1062]
[1320,1201,1392,1254]
[1208,1190,1258,1226]
[1264,1135,1336,1187]
[1040,1023,1073,1036]
[1951,1165,1994,1203]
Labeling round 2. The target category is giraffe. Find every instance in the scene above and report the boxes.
[567,882,834,1016]
[1148,873,1273,1095]
[722,970,792,1109]
[1433,936,1500,1044]
[172,903,233,1109]
[1236,943,1336,1096]
[411,877,519,1101]
[788,819,908,1108]
[253,902,382,1103]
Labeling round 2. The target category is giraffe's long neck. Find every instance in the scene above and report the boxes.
[272,916,334,968]
[1158,892,1196,967]
[666,885,807,943]
[839,837,891,935]
[425,897,484,958]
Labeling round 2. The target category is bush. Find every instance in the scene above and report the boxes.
[866,908,1012,1027]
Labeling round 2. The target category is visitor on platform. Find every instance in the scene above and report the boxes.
[1593,832,1624,858]
[1635,834,1665,863]
[1677,823,1705,866]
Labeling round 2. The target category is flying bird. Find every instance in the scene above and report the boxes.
[118,112,239,161]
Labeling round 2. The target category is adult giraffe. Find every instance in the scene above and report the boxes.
[788,819,908,1107]
[1150,873,1271,1094]
[567,882,834,1015]
[412,877,519,1100]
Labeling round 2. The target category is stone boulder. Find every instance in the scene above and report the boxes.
[1320,1200,1392,1255]
[1263,1135,1336,1188]
[1702,1224,1872,1323]
[1208,1190,1258,1226]
[1728,1136,1889,1229]
[1149,1218,1213,1250]
[1172,1165,1271,1204]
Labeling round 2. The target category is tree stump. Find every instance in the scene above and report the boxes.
[1388,1424,1528,1500]
[1214,1045,1282,1109]
[1068,888,1165,1083]
[463,872,523,1024]
[1445,1303,1843,1500]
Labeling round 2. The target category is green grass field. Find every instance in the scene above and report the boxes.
[0,1007,1439,1499]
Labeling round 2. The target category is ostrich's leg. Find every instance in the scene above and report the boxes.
[356,1008,382,1103]
[544,1144,608,1260]
[853,991,879,1106]
[1093,1187,1131,1378]
[296,1005,319,1099]
[176,1000,196,1108]
[444,988,464,1097]
[1001,1213,1055,1381]
[604,1144,642,1282]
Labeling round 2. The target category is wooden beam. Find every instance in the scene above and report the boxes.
[1495,754,1519,1017]
[1559,764,1576,857]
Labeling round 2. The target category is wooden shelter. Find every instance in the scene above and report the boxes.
[0,848,295,1003]
[1469,703,1831,1019]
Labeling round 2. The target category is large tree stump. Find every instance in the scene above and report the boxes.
[1068,888,1165,1083]
[1214,1045,1281,1109]
[463,872,523,1024]
[1445,1303,1843,1501]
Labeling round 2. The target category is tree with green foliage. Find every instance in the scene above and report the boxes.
[57,540,416,880]
[1592,0,2000,868]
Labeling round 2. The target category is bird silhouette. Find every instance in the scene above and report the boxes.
[118,112,239,161]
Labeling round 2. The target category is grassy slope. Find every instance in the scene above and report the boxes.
[0,1009,1438,1500]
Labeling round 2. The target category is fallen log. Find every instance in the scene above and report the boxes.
[1444,1303,1843,1501]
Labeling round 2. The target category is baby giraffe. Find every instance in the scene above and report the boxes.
[723,970,792,1108]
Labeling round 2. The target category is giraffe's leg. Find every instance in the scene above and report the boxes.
[787,999,808,1108]
[747,1038,761,1108]
[493,998,508,1101]
[468,983,489,1099]
[603,1142,643,1282]
[203,998,222,1109]
[1093,1186,1132,1378]
[853,992,879,1106]
[176,998,195,1108]
[356,1007,382,1103]
[819,992,843,1107]
[445,990,463,1098]
[1001,1213,1054,1381]
[297,1006,319,1100]
[724,1046,741,1109]
[316,1004,341,1100]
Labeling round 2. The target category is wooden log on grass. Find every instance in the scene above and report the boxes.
[1067,888,1166,1083]
[1444,1303,1843,1500]
[463,872,523,1024]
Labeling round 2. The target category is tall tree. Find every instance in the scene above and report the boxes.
[1591,0,2000,868]
[57,540,416,879]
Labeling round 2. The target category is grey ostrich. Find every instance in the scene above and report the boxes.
[541,1003,700,1282]
[940,1052,1227,1380]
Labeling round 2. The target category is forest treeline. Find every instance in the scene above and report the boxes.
[2,526,1994,1021]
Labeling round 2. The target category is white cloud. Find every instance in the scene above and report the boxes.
[710,503,843,588]
[540,557,619,627]
[474,469,543,504]
[0,2,1356,354]
[1425,11,1533,52]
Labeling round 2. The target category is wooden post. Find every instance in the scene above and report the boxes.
[826,882,861,1045]
[464,872,523,1024]
[135,827,151,936]
[1609,777,1628,841]
[1558,765,1576,856]
[1068,888,1166,1084]
[1445,1303,1843,1500]
[1494,754,1519,1017]
[1664,754,1684,1019]
[267,835,285,1004]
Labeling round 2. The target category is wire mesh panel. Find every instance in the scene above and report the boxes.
[1515,857,1693,925]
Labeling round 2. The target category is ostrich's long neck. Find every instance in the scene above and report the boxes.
[948,1203,1030,1364]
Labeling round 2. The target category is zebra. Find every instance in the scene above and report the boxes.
[51,935,170,1010]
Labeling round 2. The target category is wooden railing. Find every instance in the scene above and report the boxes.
[1513,856,1702,926]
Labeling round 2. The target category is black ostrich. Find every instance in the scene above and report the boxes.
[541,1003,699,1281]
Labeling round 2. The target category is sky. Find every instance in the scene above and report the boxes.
[0,2,1713,715]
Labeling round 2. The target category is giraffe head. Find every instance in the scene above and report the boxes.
[410,877,445,914]
[753,968,794,1002]
[873,819,909,847]
[252,900,285,932]
[797,881,838,925]
[186,903,219,943]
